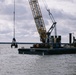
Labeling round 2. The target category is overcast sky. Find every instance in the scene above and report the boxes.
[0,0,76,43]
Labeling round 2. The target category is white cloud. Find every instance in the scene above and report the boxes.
[0,0,76,43]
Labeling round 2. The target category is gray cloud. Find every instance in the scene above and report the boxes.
[52,9,76,20]
[0,0,5,2]
[56,0,75,3]
[41,7,76,20]
[0,0,76,42]
[0,3,26,15]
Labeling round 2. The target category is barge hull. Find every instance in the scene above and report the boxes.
[18,48,76,55]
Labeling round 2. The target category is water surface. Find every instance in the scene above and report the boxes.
[0,44,76,75]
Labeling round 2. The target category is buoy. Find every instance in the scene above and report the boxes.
[11,0,18,48]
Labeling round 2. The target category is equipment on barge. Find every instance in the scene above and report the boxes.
[28,0,61,48]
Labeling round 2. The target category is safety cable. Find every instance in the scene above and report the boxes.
[41,0,57,36]
[42,0,55,23]
[42,0,48,10]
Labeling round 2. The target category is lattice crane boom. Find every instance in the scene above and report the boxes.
[28,0,47,43]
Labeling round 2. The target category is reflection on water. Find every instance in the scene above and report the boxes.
[0,44,76,75]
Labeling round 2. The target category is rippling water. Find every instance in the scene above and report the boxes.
[0,44,76,75]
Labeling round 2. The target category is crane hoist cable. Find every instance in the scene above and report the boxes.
[11,0,18,48]
[42,0,57,36]
[42,0,55,22]
[13,0,15,38]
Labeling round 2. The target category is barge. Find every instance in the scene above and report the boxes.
[18,33,76,55]
[18,47,76,55]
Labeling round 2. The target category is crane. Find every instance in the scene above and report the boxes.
[28,0,61,48]
[11,0,18,48]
